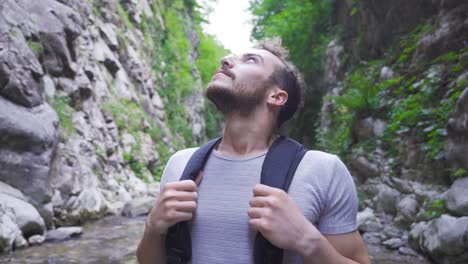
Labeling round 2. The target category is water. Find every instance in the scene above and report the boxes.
[0,216,431,264]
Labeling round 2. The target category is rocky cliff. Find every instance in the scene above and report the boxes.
[319,0,468,263]
[0,0,209,252]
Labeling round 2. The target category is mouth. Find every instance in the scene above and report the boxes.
[214,69,231,78]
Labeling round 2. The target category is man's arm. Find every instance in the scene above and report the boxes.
[299,229,370,264]
[136,180,199,264]
[248,184,370,264]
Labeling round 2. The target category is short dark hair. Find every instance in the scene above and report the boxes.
[254,38,304,128]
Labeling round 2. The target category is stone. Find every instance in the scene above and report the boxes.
[0,95,58,214]
[357,207,375,227]
[0,202,21,253]
[395,194,419,227]
[121,196,155,217]
[383,225,405,239]
[13,234,28,249]
[0,17,44,108]
[383,238,405,249]
[46,226,83,242]
[28,235,45,246]
[409,215,468,264]
[379,66,395,80]
[398,246,419,257]
[0,193,46,238]
[43,75,56,99]
[362,232,381,245]
[352,117,386,141]
[374,184,401,215]
[351,156,380,181]
[446,177,468,216]
[99,23,118,50]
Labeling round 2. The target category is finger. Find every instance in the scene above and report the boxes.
[247,207,264,219]
[252,184,277,196]
[248,218,263,231]
[173,190,198,202]
[169,211,193,223]
[170,180,198,192]
[194,171,203,186]
[249,196,270,207]
[175,201,197,212]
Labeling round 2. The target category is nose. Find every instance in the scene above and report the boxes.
[221,55,235,69]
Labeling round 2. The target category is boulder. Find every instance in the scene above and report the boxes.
[0,193,46,238]
[383,238,405,250]
[409,215,468,264]
[446,177,468,216]
[0,202,22,253]
[121,196,155,217]
[395,194,420,227]
[28,235,45,246]
[46,226,83,242]
[374,184,401,215]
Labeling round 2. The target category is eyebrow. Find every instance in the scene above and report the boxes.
[241,53,264,63]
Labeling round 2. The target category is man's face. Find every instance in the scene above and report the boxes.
[205,48,284,115]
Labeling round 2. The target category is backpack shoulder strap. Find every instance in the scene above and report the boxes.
[165,137,222,264]
[254,136,308,264]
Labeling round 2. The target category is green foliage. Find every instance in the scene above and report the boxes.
[396,24,432,64]
[250,0,333,143]
[26,40,42,57]
[53,93,75,138]
[453,168,468,178]
[418,199,447,221]
[195,33,229,138]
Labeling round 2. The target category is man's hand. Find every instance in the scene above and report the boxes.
[248,184,320,255]
[146,178,200,236]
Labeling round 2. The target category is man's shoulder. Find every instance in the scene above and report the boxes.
[302,150,340,165]
[170,147,199,163]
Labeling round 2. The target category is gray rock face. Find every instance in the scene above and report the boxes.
[383,238,405,250]
[409,215,468,264]
[121,196,155,217]
[0,96,58,213]
[446,177,468,216]
[446,87,468,172]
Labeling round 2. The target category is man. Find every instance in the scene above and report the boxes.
[137,39,370,264]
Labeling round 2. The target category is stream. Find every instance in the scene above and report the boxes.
[0,216,432,264]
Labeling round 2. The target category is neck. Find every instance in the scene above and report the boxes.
[217,107,278,157]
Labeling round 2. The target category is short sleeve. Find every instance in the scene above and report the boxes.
[318,155,358,234]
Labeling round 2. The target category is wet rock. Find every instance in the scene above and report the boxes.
[13,234,28,249]
[28,235,45,246]
[121,196,155,217]
[383,238,405,250]
[446,176,468,216]
[409,215,468,264]
[46,226,83,242]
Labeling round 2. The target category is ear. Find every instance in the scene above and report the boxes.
[267,89,288,107]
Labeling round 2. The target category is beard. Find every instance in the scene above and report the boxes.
[205,78,272,116]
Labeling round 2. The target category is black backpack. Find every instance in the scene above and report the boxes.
[165,136,308,264]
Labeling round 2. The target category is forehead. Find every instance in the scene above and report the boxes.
[237,48,285,68]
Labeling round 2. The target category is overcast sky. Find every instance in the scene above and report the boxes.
[201,0,253,54]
